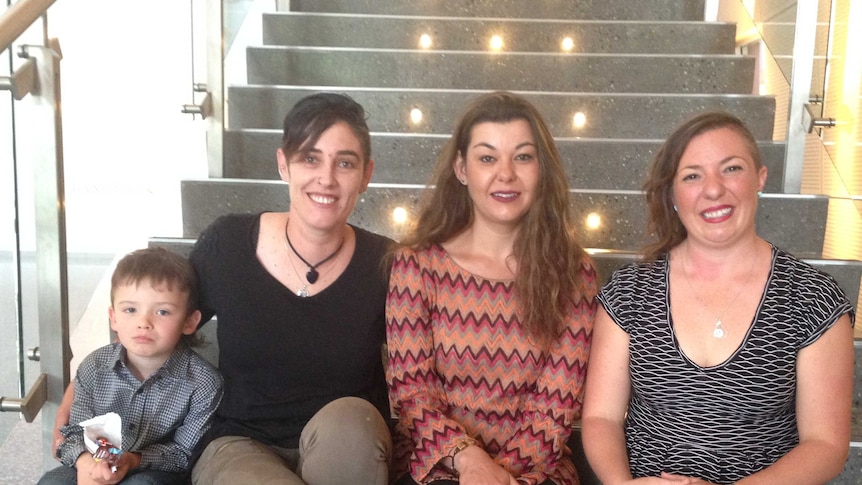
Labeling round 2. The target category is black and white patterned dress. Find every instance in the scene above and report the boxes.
[597,244,854,484]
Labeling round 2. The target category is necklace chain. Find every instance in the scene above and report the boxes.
[284,217,344,297]
[285,245,310,297]
[679,251,755,339]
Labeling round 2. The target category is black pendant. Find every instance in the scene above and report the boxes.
[306,268,319,284]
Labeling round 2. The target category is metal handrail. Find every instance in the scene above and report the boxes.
[0,0,55,52]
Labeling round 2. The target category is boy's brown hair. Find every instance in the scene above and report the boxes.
[110,247,199,317]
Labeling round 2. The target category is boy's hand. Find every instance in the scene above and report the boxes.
[75,454,103,485]
[76,451,141,484]
[52,424,66,461]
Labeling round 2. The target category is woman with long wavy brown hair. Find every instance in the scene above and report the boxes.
[387,91,597,485]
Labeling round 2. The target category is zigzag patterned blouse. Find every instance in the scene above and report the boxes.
[387,244,597,485]
[597,245,854,484]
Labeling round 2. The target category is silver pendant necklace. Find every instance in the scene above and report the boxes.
[285,244,310,297]
[283,217,344,298]
[679,251,755,339]
[285,219,344,285]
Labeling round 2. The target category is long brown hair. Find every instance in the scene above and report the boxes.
[398,91,589,343]
[642,111,762,261]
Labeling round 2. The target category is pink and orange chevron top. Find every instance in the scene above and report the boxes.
[386,244,597,485]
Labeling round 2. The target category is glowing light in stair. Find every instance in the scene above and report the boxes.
[585,212,602,230]
[392,207,408,225]
[419,34,432,49]
[561,37,575,52]
[572,112,587,129]
[409,108,423,125]
[489,35,504,51]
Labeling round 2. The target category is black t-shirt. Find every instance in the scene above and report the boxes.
[190,212,392,448]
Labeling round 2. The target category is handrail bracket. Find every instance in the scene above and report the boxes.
[0,57,37,100]
[0,373,48,423]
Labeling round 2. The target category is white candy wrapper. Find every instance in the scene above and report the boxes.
[79,412,123,471]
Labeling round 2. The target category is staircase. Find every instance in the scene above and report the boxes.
[151,1,862,482]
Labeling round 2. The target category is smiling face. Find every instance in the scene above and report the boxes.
[109,278,199,369]
[277,121,375,233]
[454,119,540,232]
[672,126,767,248]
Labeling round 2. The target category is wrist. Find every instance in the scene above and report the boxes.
[75,451,93,467]
[126,451,142,470]
[440,436,480,473]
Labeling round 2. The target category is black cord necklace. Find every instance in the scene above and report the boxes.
[284,218,344,284]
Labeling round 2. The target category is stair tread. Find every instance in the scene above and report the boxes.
[177,181,828,258]
[227,86,776,139]
[222,132,786,192]
[246,48,756,94]
[286,0,709,21]
[263,13,737,54]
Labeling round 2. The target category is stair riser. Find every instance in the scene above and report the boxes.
[180,182,827,256]
[286,0,708,21]
[844,342,862,485]
[246,49,756,95]
[263,14,735,54]
[224,131,787,193]
[228,87,775,139]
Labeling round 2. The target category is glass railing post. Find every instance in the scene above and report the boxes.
[206,0,224,177]
[782,1,820,194]
[25,36,70,468]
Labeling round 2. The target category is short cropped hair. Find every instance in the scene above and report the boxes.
[110,247,199,316]
[281,92,372,169]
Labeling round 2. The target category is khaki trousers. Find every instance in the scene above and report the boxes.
[192,397,391,485]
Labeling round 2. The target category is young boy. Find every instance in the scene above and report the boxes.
[39,247,223,485]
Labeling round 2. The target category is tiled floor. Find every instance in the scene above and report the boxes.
[0,416,43,484]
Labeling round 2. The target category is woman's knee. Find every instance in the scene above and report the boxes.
[299,397,392,485]
[192,436,302,485]
[303,397,391,448]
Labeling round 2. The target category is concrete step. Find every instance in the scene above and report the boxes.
[245,47,756,94]
[838,341,862,484]
[178,181,828,257]
[285,0,708,22]
[227,87,775,139]
[835,443,862,484]
[223,130,787,194]
[262,13,736,55]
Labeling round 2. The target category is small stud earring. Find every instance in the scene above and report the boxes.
[757,191,763,197]
[673,205,678,212]
[460,179,467,185]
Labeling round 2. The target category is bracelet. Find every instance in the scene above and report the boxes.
[439,436,479,474]
[451,436,478,458]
